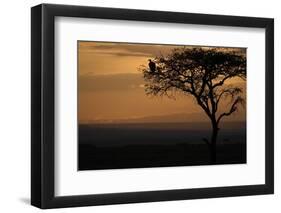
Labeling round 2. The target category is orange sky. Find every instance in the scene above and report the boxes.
[78,41,246,124]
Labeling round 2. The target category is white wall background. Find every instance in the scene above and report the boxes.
[0,0,279,212]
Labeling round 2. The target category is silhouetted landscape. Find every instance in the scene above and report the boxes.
[78,122,246,170]
[78,42,247,170]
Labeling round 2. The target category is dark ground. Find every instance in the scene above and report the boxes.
[78,123,246,170]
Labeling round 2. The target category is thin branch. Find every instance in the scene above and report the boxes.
[217,97,242,124]
[212,75,232,88]
[215,87,242,111]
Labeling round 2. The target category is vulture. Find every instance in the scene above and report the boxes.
[148,59,156,73]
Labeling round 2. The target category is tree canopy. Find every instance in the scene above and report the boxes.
[142,47,246,126]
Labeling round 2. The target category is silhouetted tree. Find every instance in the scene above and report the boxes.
[141,47,246,163]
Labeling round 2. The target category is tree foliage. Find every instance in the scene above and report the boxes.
[142,47,246,127]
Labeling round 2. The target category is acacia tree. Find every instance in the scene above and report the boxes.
[141,47,246,163]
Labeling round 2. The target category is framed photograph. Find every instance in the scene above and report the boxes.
[31,4,274,209]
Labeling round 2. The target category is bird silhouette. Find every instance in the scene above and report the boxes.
[148,59,156,73]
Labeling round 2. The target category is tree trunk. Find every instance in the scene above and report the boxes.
[210,122,219,163]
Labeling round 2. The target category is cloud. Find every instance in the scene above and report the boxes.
[79,41,177,58]
[79,41,246,58]
[79,73,145,92]
[93,51,153,58]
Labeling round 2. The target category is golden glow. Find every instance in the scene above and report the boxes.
[78,41,246,124]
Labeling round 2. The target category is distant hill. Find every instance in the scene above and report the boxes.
[85,112,245,124]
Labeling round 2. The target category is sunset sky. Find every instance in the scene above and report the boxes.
[78,41,246,124]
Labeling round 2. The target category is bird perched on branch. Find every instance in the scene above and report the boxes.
[148,59,156,73]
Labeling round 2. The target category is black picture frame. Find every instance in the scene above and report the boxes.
[31,3,274,209]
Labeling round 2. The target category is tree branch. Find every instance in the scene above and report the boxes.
[217,97,242,124]
[212,75,232,88]
[215,87,242,111]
